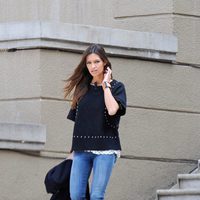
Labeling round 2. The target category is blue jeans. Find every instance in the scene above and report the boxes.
[70,152,116,200]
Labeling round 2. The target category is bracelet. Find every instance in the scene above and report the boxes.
[104,81,111,89]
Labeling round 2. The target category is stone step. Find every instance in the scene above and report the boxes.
[157,189,200,200]
[156,160,200,199]
[178,174,200,189]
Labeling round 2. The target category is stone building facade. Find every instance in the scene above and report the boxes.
[0,0,200,199]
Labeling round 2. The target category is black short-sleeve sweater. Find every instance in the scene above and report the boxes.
[67,79,126,151]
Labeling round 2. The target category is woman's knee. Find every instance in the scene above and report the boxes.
[70,191,86,200]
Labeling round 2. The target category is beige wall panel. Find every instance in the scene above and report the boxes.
[0,150,196,200]
[40,98,200,160]
[174,0,200,16]
[106,158,195,200]
[57,0,173,33]
[40,50,200,112]
[40,50,81,99]
[0,0,174,34]
[0,150,56,200]
[38,0,62,21]
[41,100,73,152]
[42,0,173,34]
[0,0,114,27]
[174,16,200,64]
[0,100,41,123]
[0,99,71,152]
[114,0,173,17]
[0,50,41,99]
[58,0,114,27]
[112,16,174,33]
[0,0,174,33]
[120,107,200,159]
[0,0,39,22]
[111,58,200,112]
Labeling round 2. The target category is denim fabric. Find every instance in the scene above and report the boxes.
[70,152,116,200]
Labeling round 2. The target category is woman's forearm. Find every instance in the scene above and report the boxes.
[103,86,119,116]
[102,67,119,115]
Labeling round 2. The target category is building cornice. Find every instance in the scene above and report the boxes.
[0,21,177,61]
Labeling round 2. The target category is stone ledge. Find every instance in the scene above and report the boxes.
[0,122,46,151]
[0,21,177,61]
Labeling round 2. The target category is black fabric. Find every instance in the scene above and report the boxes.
[44,159,90,200]
[50,189,69,200]
[67,107,76,122]
[112,81,126,116]
[67,79,127,151]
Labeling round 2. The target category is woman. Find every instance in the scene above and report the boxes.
[64,44,126,200]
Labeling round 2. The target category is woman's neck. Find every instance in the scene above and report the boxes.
[91,76,103,85]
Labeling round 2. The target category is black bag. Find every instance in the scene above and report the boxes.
[44,159,90,200]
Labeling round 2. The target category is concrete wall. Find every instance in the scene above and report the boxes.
[1,0,199,64]
[0,1,200,200]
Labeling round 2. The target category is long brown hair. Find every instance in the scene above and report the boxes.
[64,44,112,108]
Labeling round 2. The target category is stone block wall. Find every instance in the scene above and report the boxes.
[0,1,199,200]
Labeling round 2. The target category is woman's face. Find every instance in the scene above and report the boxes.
[86,53,106,79]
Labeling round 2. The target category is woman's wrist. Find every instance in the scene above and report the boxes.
[102,81,111,90]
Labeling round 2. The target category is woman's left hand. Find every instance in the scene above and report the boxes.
[103,67,112,83]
